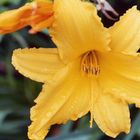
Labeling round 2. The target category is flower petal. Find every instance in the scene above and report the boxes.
[29,0,54,33]
[109,6,140,54]
[0,0,53,34]
[98,52,140,107]
[0,3,32,34]
[29,16,54,33]
[93,94,130,138]
[99,52,140,81]
[28,60,90,140]
[100,69,140,108]
[50,0,110,63]
[12,48,65,83]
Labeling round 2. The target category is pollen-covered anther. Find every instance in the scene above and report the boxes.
[81,51,100,76]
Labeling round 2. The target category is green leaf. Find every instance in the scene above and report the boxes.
[124,111,140,140]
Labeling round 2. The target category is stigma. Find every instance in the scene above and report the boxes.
[81,51,100,76]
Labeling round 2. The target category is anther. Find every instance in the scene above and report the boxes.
[81,51,100,76]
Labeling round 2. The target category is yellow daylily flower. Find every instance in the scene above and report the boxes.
[1,0,140,140]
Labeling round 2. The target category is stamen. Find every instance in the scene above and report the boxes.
[81,51,100,76]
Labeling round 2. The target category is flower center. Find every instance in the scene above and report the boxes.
[81,51,100,76]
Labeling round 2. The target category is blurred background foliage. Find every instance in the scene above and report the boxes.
[0,0,140,140]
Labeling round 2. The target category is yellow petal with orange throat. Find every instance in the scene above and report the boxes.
[0,0,53,34]
[109,6,140,54]
[12,48,65,83]
[28,60,91,140]
[93,94,130,138]
[50,0,110,63]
